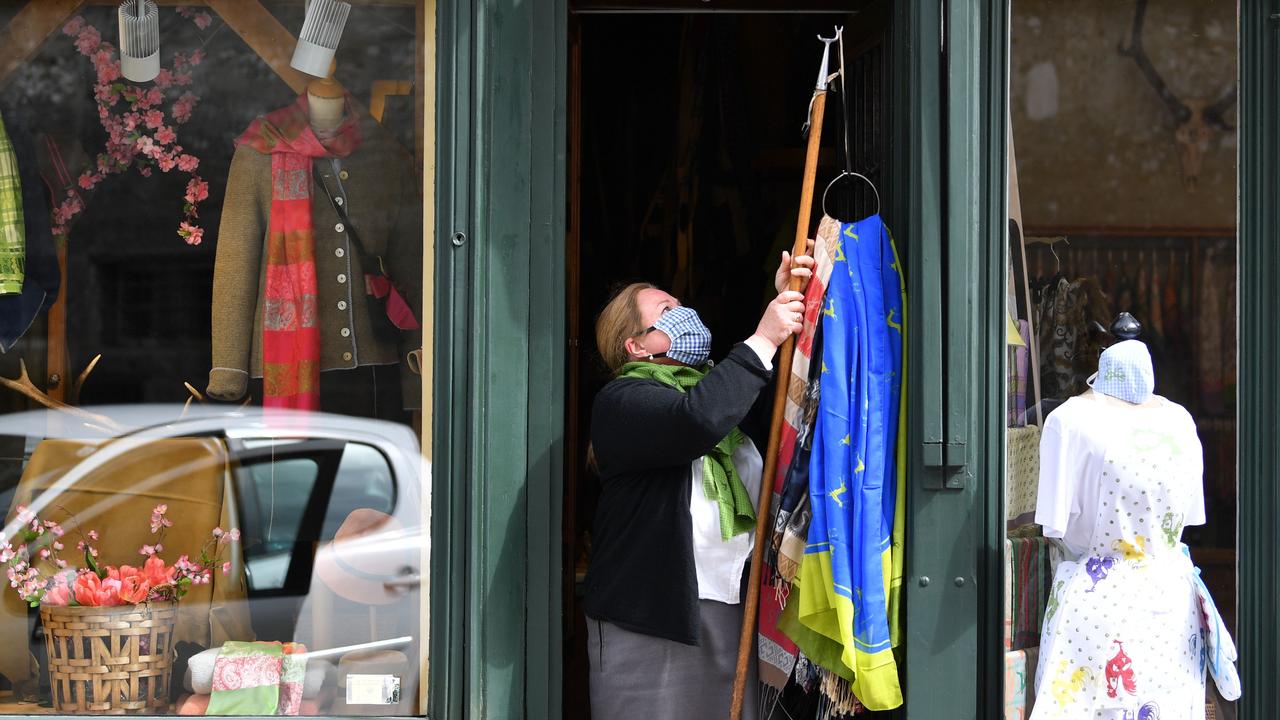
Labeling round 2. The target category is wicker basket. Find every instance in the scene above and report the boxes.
[39,601,177,715]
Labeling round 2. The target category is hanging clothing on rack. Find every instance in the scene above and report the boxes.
[757,213,907,718]
[777,214,904,712]
[0,110,24,297]
[1033,276,1112,402]
[0,107,58,352]
[1009,319,1031,427]
[1197,246,1225,415]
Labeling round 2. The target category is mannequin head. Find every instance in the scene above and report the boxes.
[1087,340,1155,405]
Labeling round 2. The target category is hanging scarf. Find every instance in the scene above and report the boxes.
[235,95,361,410]
[783,214,903,710]
[755,218,839,712]
[615,361,754,539]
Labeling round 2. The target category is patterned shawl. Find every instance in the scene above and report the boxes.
[235,94,361,410]
[206,641,308,716]
[757,216,839,701]
[758,215,908,717]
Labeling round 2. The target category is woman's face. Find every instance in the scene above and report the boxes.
[623,288,678,360]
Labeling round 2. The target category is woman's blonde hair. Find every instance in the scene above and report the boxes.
[594,282,657,374]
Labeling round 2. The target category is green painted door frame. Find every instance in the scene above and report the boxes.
[892,0,1007,716]
[1235,4,1280,719]
[430,1,1278,718]
[431,0,567,718]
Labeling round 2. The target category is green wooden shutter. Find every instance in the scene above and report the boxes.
[1237,5,1280,720]
[432,1,567,718]
[892,0,1008,717]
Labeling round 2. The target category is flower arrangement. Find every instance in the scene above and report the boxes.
[1,503,238,608]
[55,9,213,244]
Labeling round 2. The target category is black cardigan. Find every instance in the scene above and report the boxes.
[583,344,773,645]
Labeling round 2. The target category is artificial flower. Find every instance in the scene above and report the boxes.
[43,583,70,606]
[143,555,177,587]
[74,573,123,607]
[117,575,151,604]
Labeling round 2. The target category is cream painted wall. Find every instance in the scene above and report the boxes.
[1011,0,1237,230]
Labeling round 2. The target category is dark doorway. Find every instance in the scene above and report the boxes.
[563,5,892,717]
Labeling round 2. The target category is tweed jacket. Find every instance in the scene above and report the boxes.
[207,114,422,409]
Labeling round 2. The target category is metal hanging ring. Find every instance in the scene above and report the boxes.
[820,170,882,222]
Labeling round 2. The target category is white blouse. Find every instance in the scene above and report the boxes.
[689,438,763,603]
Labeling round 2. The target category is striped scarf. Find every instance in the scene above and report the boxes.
[757,216,839,695]
[235,95,360,409]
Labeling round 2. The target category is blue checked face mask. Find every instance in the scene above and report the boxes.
[1087,340,1155,404]
[645,305,712,367]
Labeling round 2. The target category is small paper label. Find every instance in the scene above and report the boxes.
[345,674,401,705]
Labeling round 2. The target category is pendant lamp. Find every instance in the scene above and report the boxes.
[118,0,160,83]
[291,0,352,78]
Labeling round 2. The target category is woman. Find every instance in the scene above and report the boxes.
[584,250,813,720]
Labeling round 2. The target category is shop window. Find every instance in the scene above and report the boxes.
[1003,1,1238,718]
[0,1,429,716]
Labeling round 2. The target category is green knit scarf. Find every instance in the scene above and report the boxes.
[617,361,756,540]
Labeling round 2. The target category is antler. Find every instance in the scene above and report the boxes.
[66,353,102,405]
[1118,0,1191,124]
[0,360,122,431]
[180,381,251,417]
[181,381,204,418]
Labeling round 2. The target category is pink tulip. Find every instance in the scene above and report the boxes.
[43,584,70,606]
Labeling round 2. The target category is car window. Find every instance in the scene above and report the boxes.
[235,439,396,593]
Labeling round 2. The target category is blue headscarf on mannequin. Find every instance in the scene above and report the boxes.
[1087,339,1155,404]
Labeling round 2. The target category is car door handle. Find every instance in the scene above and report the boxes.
[383,573,421,589]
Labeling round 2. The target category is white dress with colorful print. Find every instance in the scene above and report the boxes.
[1031,393,1207,720]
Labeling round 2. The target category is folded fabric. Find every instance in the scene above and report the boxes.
[177,693,211,716]
[187,646,221,694]
[1005,425,1041,530]
[1003,647,1039,720]
[1004,649,1028,720]
[206,641,284,716]
[1003,539,1013,651]
[1188,552,1241,700]
[279,643,308,715]
[180,691,326,718]
[206,641,308,716]
[1010,536,1051,650]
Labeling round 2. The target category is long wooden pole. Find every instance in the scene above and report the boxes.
[728,44,834,719]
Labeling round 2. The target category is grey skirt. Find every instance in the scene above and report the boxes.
[587,600,759,720]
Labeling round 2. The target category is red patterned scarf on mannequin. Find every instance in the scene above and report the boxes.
[235,95,360,409]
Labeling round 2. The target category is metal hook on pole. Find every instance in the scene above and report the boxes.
[803,27,843,137]
[815,27,841,91]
